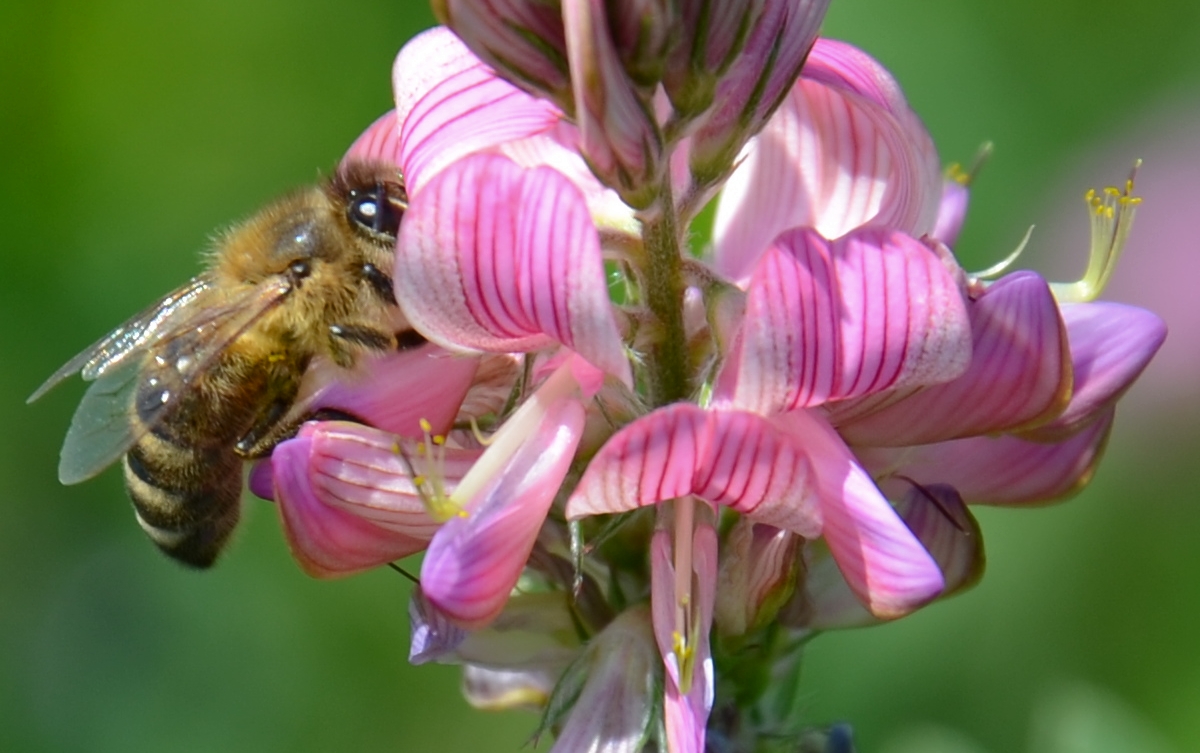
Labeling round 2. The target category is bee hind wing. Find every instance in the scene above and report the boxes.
[56,276,294,484]
[27,275,214,404]
[57,357,145,485]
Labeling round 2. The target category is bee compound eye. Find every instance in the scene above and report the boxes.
[350,194,379,229]
[349,188,403,238]
[288,259,311,280]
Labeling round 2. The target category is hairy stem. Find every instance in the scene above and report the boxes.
[639,183,690,406]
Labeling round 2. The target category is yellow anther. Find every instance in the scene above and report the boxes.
[946,141,993,186]
[419,418,433,433]
[673,629,697,693]
[1052,160,1142,303]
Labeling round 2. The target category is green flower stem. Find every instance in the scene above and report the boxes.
[638,183,690,406]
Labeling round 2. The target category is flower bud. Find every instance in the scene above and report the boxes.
[714,519,801,637]
[543,607,661,753]
[564,0,665,208]
[434,0,573,111]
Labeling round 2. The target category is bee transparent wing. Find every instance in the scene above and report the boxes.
[56,277,293,485]
[28,275,215,403]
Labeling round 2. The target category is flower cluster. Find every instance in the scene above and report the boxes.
[253,4,1165,751]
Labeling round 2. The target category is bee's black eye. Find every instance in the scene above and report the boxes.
[349,187,403,238]
[288,259,311,280]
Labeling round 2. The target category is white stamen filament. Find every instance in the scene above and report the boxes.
[673,496,696,693]
[1051,160,1142,303]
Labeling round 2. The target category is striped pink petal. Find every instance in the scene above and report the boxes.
[295,345,480,437]
[722,227,971,414]
[566,404,822,538]
[395,153,630,384]
[304,422,479,538]
[712,38,942,281]
[346,28,561,193]
[774,409,944,618]
[420,393,587,628]
[650,518,717,753]
[890,482,983,597]
[1024,302,1166,440]
[271,428,433,578]
[859,408,1115,507]
[790,480,980,630]
[834,270,1072,447]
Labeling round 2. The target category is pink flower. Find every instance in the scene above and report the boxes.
[256,18,1163,752]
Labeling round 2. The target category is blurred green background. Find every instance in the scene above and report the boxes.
[2,1,1198,751]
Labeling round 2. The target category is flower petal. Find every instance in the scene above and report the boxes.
[775,409,943,618]
[723,227,971,414]
[859,408,1115,506]
[650,516,717,753]
[294,345,480,437]
[786,481,979,631]
[436,0,571,108]
[550,608,659,753]
[272,431,431,578]
[834,271,1071,446]
[421,367,589,628]
[346,28,562,193]
[409,587,468,665]
[714,520,801,637]
[563,0,663,207]
[305,422,478,538]
[932,176,970,246]
[890,482,984,597]
[395,153,630,384]
[712,39,942,281]
[1026,302,1166,439]
[566,404,822,538]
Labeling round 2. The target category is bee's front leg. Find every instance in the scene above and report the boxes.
[327,323,396,368]
[234,397,295,459]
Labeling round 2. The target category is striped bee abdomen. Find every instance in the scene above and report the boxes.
[123,436,242,568]
[122,346,280,569]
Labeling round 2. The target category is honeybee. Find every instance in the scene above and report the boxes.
[30,160,417,568]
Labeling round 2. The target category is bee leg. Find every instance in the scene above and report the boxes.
[328,323,396,368]
[361,263,398,305]
[234,397,294,459]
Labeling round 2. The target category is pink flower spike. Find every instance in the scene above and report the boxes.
[421,360,594,628]
[712,39,942,281]
[859,408,1115,507]
[775,409,944,618]
[395,153,630,384]
[835,270,1072,447]
[566,404,822,539]
[356,27,561,194]
[650,515,717,753]
[724,227,971,415]
[271,428,433,578]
